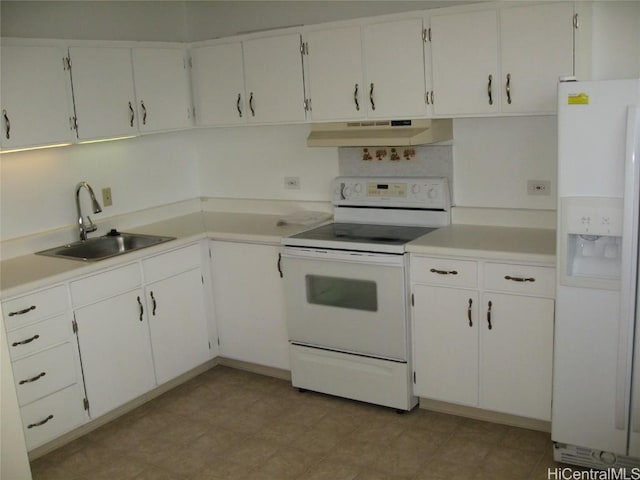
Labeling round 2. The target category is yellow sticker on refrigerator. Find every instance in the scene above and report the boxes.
[567,93,589,105]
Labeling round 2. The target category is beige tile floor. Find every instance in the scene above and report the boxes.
[31,366,579,480]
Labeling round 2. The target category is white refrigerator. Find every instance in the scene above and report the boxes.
[553,78,640,468]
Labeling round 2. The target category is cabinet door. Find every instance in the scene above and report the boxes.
[131,48,193,132]
[431,9,499,115]
[69,47,137,140]
[305,26,365,121]
[145,268,210,385]
[0,45,74,150]
[479,293,554,420]
[412,285,479,406]
[74,289,155,418]
[190,42,246,126]
[363,18,426,118]
[210,241,289,370]
[243,34,306,123]
[500,3,574,114]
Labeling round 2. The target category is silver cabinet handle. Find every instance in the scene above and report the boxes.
[430,268,458,275]
[28,415,53,429]
[354,84,360,111]
[487,300,493,330]
[12,334,40,347]
[136,296,144,321]
[369,83,375,111]
[150,291,157,316]
[128,102,135,127]
[487,75,493,105]
[506,73,512,105]
[504,275,535,283]
[19,371,46,385]
[2,109,10,139]
[249,92,255,117]
[467,298,473,327]
[8,305,36,317]
[236,93,242,118]
[140,100,147,125]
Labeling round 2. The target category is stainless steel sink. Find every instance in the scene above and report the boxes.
[36,232,176,262]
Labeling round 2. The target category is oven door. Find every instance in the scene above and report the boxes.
[281,246,408,361]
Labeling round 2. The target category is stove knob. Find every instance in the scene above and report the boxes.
[411,184,421,195]
[427,187,439,200]
[354,183,362,194]
[342,185,353,199]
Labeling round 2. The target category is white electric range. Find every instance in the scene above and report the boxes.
[281,176,451,411]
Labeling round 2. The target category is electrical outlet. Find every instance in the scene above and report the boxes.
[284,177,300,189]
[527,180,551,196]
[102,187,113,206]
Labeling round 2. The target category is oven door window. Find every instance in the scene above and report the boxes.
[305,275,377,312]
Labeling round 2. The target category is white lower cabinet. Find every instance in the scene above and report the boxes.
[210,240,289,370]
[1,284,88,450]
[411,255,555,421]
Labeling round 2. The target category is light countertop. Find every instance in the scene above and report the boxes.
[0,211,318,298]
[407,224,556,265]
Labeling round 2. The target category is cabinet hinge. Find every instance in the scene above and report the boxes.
[304,98,312,112]
[300,40,309,55]
[72,318,78,334]
[83,398,90,411]
[63,56,72,71]
[422,28,431,42]
[573,13,579,29]
[413,371,416,384]
[411,293,415,307]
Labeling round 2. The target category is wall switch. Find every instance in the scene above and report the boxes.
[284,177,301,189]
[102,187,113,206]
[527,180,551,196]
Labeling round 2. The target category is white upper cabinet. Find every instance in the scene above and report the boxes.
[68,47,138,140]
[191,32,306,126]
[243,33,306,124]
[190,42,246,126]
[304,26,365,121]
[1,45,75,150]
[131,47,193,133]
[499,2,574,114]
[304,17,427,121]
[431,9,500,116]
[363,18,427,119]
[431,3,575,116]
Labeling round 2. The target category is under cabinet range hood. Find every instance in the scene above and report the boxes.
[306,118,453,147]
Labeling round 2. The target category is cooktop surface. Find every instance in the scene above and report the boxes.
[288,222,437,246]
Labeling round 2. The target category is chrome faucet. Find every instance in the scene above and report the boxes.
[75,181,102,241]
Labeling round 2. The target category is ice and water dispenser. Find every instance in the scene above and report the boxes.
[559,197,623,290]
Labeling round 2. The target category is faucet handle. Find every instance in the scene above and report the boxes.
[86,216,98,233]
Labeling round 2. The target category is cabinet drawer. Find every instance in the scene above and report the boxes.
[143,243,201,283]
[70,262,141,306]
[13,342,78,406]
[3,285,69,331]
[7,313,72,361]
[484,263,555,297]
[21,383,87,450]
[411,257,478,288]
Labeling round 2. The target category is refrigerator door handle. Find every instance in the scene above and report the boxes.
[616,105,640,431]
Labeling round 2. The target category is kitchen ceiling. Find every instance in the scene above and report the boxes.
[1,1,478,42]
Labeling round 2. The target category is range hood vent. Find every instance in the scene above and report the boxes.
[307,118,453,147]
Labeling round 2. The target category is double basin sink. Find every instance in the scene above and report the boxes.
[37,231,176,262]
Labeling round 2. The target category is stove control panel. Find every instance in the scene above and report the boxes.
[333,176,450,210]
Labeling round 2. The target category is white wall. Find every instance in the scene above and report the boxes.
[194,124,338,201]
[0,130,200,240]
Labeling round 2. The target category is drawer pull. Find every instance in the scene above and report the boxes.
[504,275,535,283]
[28,414,54,429]
[12,334,40,347]
[430,268,458,276]
[19,371,46,385]
[8,305,36,317]
[467,298,473,327]
[487,301,493,330]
